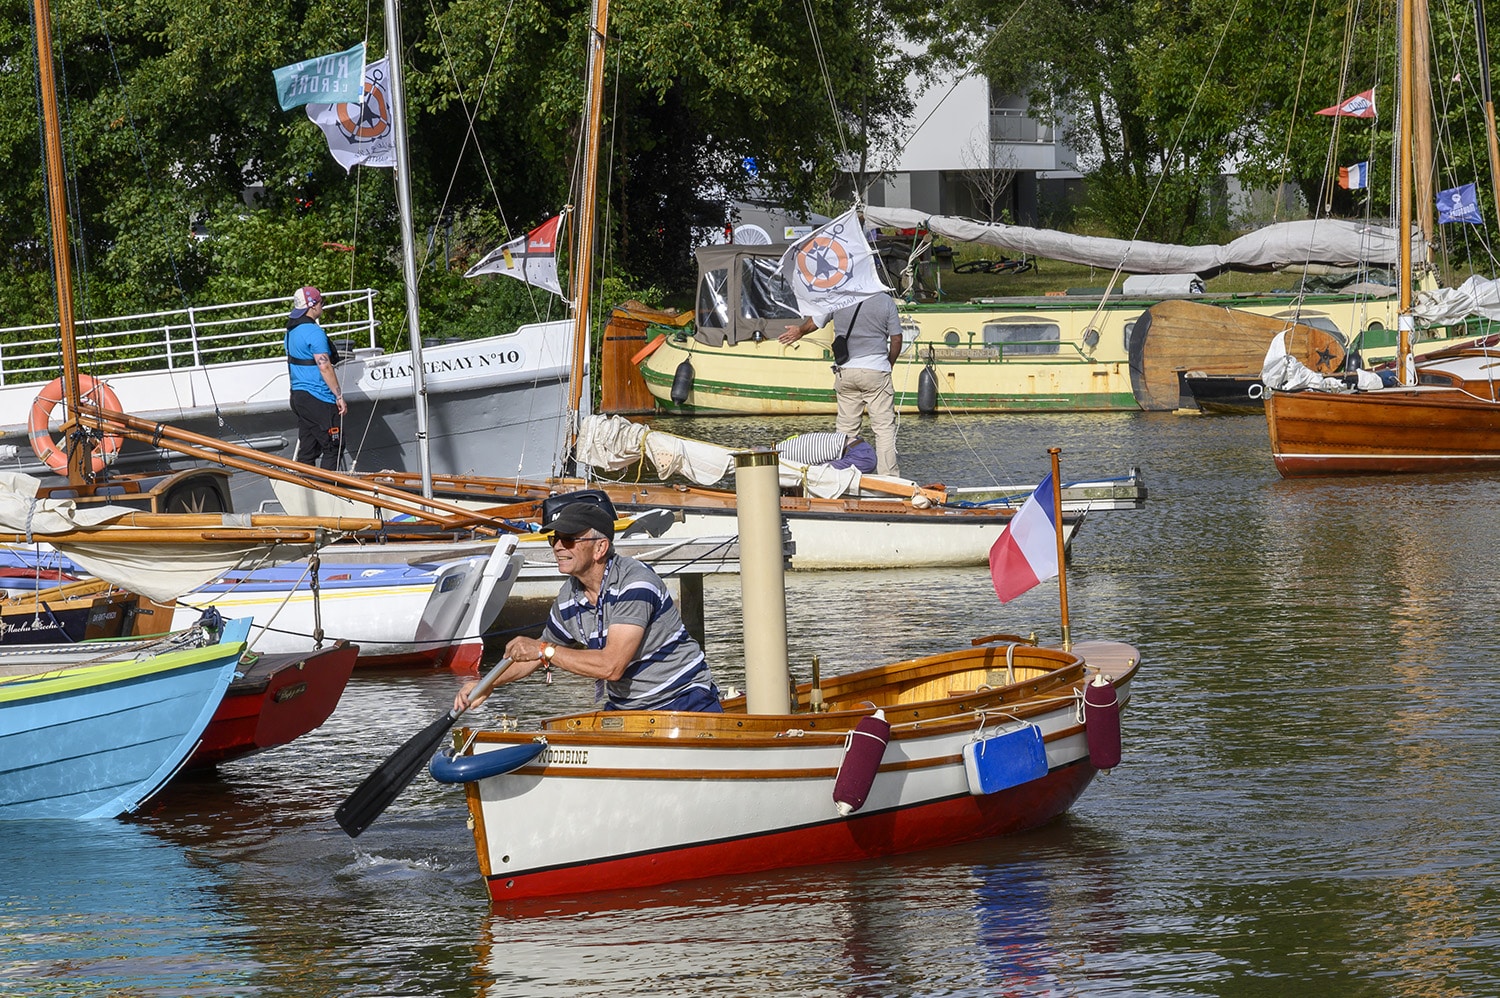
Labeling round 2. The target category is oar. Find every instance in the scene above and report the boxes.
[334,656,513,837]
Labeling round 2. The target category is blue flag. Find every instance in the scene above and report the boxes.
[273,42,366,111]
[1437,183,1484,224]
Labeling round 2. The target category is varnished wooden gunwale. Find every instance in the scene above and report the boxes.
[465,720,1090,784]
[463,642,1139,763]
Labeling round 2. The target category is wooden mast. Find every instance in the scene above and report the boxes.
[565,0,610,460]
[31,0,90,485]
[1476,0,1500,228]
[1413,0,1435,256]
[1396,0,1416,385]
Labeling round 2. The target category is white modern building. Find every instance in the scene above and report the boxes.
[861,74,1083,224]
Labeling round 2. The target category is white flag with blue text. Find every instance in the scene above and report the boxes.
[777,209,891,317]
[306,57,396,172]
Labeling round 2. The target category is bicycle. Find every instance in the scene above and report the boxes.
[952,255,1033,275]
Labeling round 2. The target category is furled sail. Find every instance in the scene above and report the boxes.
[0,473,315,602]
[574,415,934,501]
[861,208,1416,277]
[1413,275,1500,325]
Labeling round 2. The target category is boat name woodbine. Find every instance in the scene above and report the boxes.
[364,349,525,383]
[538,747,589,766]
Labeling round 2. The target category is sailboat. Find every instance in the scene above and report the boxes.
[311,416,1136,570]
[1263,0,1500,476]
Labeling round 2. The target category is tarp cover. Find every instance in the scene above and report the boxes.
[574,415,929,501]
[862,208,1418,277]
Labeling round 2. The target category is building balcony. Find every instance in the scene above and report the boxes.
[989,109,1055,144]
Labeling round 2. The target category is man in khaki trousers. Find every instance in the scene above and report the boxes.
[781,293,903,477]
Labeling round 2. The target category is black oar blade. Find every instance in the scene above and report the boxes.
[335,710,458,837]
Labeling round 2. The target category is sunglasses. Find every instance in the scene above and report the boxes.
[551,532,605,547]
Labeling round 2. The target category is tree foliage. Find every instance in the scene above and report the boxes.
[9,0,1493,328]
[917,0,1493,245]
[1,0,917,330]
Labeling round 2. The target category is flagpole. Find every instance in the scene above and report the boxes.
[382,0,434,498]
[1049,447,1071,652]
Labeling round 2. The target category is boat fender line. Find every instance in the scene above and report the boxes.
[670,358,694,404]
[832,709,890,816]
[28,374,125,476]
[429,738,548,784]
[1083,674,1122,770]
[917,360,938,414]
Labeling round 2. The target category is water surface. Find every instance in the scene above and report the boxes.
[4,411,1498,995]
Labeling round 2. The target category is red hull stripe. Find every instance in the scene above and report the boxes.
[485,759,1096,900]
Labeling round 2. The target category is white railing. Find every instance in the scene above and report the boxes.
[0,289,380,387]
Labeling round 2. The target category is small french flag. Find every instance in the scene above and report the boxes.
[989,474,1061,603]
[1338,161,1370,190]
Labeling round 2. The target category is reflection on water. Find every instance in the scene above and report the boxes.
[0,821,258,995]
[5,413,1500,995]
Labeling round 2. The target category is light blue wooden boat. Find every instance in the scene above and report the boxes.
[0,619,251,820]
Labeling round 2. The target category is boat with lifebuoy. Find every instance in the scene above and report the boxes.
[0,291,577,512]
[441,636,1137,900]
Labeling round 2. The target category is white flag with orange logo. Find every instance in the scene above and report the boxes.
[306,57,395,172]
[777,208,890,317]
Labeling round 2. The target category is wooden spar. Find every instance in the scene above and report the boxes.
[1475,0,1500,229]
[565,0,611,454]
[1048,447,1071,652]
[31,0,88,485]
[1413,0,1434,255]
[1397,0,1416,383]
[78,404,527,531]
[0,528,322,544]
[382,0,434,499]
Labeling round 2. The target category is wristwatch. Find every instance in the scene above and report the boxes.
[540,643,556,661]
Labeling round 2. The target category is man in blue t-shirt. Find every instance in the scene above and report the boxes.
[284,285,347,469]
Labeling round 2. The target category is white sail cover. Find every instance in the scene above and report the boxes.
[1413,275,1500,325]
[575,415,934,501]
[1260,333,1381,392]
[862,208,1415,276]
[0,472,314,602]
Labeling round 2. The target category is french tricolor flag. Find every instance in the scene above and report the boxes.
[989,474,1061,603]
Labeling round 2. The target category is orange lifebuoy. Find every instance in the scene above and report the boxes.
[28,374,125,476]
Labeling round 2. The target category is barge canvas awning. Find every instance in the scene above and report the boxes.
[861,208,1419,277]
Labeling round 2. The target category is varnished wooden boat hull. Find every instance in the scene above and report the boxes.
[454,639,1139,900]
[1266,385,1500,475]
